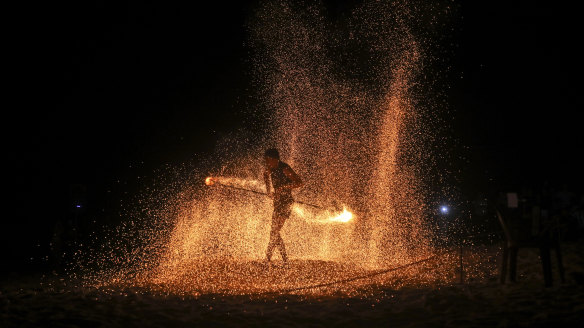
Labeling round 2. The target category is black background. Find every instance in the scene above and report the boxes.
[6,0,582,272]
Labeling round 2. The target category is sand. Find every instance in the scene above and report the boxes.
[2,240,584,327]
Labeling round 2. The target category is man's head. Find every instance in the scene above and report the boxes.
[264,148,280,169]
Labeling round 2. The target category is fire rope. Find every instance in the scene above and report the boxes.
[255,249,458,295]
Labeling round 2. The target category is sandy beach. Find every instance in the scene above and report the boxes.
[2,239,583,327]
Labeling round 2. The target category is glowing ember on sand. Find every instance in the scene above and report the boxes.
[77,0,462,297]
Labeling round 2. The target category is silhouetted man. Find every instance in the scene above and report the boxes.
[263,148,303,265]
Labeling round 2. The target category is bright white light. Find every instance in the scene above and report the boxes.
[440,205,448,214]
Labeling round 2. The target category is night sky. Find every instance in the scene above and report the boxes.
[7,1,582,270]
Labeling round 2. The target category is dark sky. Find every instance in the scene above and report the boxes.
[12,2,253,218]
[6,0,582,268]
[451,1,581,192]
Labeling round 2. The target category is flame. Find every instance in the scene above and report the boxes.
[293,204,353,223]
[329,207,353,223]
[293,205,306,217]
[205,177,215,186]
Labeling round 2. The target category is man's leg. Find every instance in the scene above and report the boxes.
[266,228,275,261]
[267,200,291,262]
[266,215,287,262]
[276,201,292,263]
[273,217,288,263]
[266,213,281,261]
[277,234,288,263]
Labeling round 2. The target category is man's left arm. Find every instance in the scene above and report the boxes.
[281,167,304,191]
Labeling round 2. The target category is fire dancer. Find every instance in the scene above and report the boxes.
[263,148,303,265]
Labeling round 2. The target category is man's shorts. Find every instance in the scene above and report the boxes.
[273,198,293,218]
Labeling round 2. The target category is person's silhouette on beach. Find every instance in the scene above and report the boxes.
[263,148,303,266]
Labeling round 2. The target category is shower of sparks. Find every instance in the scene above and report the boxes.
[69,1,483,298]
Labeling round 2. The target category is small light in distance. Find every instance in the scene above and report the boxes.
[440,205,449,214]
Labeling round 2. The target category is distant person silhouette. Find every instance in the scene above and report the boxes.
[575,193,584,237]
[263,148,303,265]
[553,183,576,214]
[554,183,578,240]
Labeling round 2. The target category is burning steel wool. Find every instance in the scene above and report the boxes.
[75,1,470,297]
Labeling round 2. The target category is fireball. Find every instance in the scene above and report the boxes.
[205,177,215,186]
[329,207,353,223]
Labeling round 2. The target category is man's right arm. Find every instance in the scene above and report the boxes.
[263,169,271,196]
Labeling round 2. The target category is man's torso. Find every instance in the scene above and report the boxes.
[270,161,294,203]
